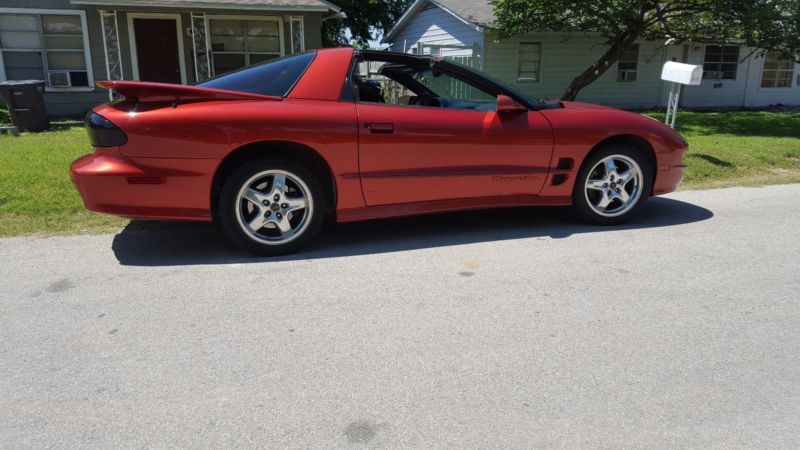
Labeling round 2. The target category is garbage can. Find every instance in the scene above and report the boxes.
[0,80,50,132]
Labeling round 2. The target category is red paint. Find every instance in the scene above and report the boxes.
[356,102,553,205]
[71,48,686,224]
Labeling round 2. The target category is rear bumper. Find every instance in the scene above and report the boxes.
[70,149,218,221]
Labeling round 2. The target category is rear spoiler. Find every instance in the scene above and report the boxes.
[96,80,283,103]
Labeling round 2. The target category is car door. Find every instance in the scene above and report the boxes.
[355,61,554,206]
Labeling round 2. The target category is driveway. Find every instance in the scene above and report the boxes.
[1,184,799,448]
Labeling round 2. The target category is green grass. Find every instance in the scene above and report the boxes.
[0,111,799,237]
[0,98,8,124]
[644,111,800,189]
[0,127,126,237]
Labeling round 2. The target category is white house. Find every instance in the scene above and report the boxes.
[383,0,800,109]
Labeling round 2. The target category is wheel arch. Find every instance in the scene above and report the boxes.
[211,141,337,218]
[582,134,657,194]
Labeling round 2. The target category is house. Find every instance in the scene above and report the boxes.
[384,0,800,109]
[0,0,340,116]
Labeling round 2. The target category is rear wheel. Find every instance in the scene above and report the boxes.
[572,145,652,225]
[219,159,325,255]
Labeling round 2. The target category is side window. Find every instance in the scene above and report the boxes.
[617,44,639,82]
[415,70,495,103]
[517,42,542,82]
[354,58,496,110]
[0,12,93,89]
[703,45,740,80]
[760,53,795,88]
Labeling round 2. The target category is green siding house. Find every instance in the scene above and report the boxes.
[0,0,340,115]
[385,0,800,109]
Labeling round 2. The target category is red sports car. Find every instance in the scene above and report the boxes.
[71,47,687,255]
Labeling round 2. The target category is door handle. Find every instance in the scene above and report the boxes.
[365,122,394,134]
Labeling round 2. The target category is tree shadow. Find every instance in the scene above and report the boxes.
[111,197,713,267]
[686,154,736,168]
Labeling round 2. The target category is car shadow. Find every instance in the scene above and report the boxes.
[111,197,713,266]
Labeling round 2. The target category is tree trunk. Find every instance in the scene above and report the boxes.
[561,33,640,101]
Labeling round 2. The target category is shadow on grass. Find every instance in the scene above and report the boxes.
[112,197,713,266]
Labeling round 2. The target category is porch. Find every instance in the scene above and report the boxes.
[0,0,338,115]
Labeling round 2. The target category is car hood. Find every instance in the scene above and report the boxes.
[558,101,665,126]
[540,101,687,148]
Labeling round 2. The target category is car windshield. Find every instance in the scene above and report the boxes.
[443,59,541,105]
[198,51,316,97]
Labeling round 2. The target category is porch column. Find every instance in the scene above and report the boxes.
[289,16,305,54]
[191,13,211,82]
[99,10,123,98]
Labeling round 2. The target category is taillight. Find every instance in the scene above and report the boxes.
[85,111,127,147]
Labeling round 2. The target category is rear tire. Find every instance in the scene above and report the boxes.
[219,158,325,255]
[572,145,652,225]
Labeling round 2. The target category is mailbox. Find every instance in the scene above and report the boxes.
[661,62,703,128]
[661,61,703,85]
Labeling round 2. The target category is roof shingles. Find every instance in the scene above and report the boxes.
[435,0,494,26]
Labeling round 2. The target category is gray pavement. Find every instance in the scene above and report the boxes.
[1,184,799,448]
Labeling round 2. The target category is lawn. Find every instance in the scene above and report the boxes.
[645,110,800,188]
[0,127,126,237]
[0,110,798,237]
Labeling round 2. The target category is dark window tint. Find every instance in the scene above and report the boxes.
[198,51,315,97]
[702,45,739,80]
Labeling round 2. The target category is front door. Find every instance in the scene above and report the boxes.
[354,57,553,206]
[357,104,553,206]
[132,18,182,84]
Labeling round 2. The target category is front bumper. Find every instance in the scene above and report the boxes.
[652,140,688,195]
[70,149,218,221]
[653,163,686,195]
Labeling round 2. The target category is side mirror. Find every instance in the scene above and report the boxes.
[497,95,527,114]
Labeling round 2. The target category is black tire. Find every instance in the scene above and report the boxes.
[219,158,325,255]
[572,144,653,225]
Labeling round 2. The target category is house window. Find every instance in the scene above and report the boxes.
[617,44,639,82]
[208,16,283,76]
[703,45,739,80]
[517,42,541,82]
[0,11,92,89]
[760,53,795,88]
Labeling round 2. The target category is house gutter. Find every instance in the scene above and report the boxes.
[69,0,340,12]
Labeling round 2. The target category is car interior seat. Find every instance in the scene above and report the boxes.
[355,77,385,103]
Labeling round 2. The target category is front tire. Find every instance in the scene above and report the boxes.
[572,145,652,225]
[219,159,325,255]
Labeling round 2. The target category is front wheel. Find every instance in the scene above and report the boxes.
[572,146,652,225]
[219,159,325,255]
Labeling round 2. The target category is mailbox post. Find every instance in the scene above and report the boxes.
[661,62,703,128]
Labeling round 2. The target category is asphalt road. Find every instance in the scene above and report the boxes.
[2,184,799,448]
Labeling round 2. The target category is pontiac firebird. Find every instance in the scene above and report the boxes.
[70,47,687,255]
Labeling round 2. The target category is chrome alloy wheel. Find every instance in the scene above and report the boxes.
[235,170,313,245]
[584,155,644,218]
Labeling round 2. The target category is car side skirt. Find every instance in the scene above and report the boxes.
[336,195,572,223]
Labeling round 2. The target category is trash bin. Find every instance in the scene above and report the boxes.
[0,80,50,132]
